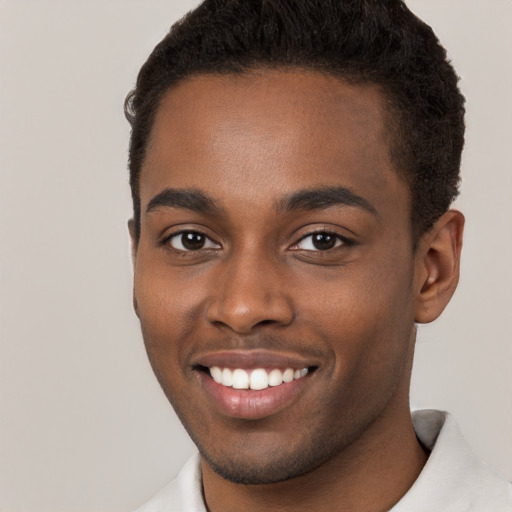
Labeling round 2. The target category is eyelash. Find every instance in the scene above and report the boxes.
[291,230,354,252]
[162,230,220,252]
[161,229,354,253]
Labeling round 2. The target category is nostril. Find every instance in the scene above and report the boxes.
[256,319,278,327]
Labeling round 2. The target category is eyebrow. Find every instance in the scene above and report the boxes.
[278,186,378,216]
[146,188,222,215]
[145,185,378,217]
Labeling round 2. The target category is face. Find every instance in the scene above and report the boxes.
[132,70,421,484]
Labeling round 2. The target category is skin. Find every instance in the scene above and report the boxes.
[130,70,464,512]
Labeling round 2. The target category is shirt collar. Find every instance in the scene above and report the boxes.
[390,409,512,511]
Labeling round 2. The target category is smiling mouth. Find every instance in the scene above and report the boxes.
[193,353,319,419]
[196,365,316,391]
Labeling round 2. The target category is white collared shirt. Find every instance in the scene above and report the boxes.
[134,410,512,511]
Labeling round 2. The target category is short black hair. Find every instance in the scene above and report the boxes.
[125,0,465,244]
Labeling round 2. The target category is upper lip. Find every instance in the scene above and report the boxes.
[191,349,320,370]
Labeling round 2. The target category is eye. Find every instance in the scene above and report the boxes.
[293,231,345,251]
[167,231,220,251]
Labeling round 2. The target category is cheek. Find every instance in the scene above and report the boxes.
[300,253,416,373]
[133,258,202,373]
[134,264,202,408]
[135,252,198,327]
[303,254,413,326]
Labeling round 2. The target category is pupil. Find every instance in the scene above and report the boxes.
[312,233,336,250]
[182,232,205,250]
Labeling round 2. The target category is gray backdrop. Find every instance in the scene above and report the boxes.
[1,1,511,511]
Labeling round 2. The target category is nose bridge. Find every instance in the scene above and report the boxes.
[207,243,293,332]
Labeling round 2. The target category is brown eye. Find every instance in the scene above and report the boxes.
[311,233,337,250]
[168,231,219,251]
[294,232,343,251]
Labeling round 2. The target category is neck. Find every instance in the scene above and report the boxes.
[201,405,428,512]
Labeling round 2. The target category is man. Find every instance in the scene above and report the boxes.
[125,0,512,510]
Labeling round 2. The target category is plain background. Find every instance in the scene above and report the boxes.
[1,1,511,511]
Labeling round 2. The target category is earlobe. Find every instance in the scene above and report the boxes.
[414,210,464,324]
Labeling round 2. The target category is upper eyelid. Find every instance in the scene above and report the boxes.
[162,227,217,242]
[299,229,346,238]
[292,229,353,245]
[290,218,358,236]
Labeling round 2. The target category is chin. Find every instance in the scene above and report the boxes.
[192,424,351,485]
[201,449,324,485]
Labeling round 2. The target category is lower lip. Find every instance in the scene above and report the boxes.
[198,371,309,420]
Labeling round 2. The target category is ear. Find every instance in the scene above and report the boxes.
[128,218,138,267]
[128,219,139,317]
[414,210,464,324]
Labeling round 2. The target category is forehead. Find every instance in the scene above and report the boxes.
[141,70,407,216]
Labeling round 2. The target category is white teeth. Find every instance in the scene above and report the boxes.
[221,368,233,387]
[232,369,249,389]
[210,366,222,384]
[250,369,269,390]
[210,366,310,390]
[268,369,284,386]
[282,368,294,383]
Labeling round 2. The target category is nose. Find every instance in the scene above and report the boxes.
[206,251,294,334]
